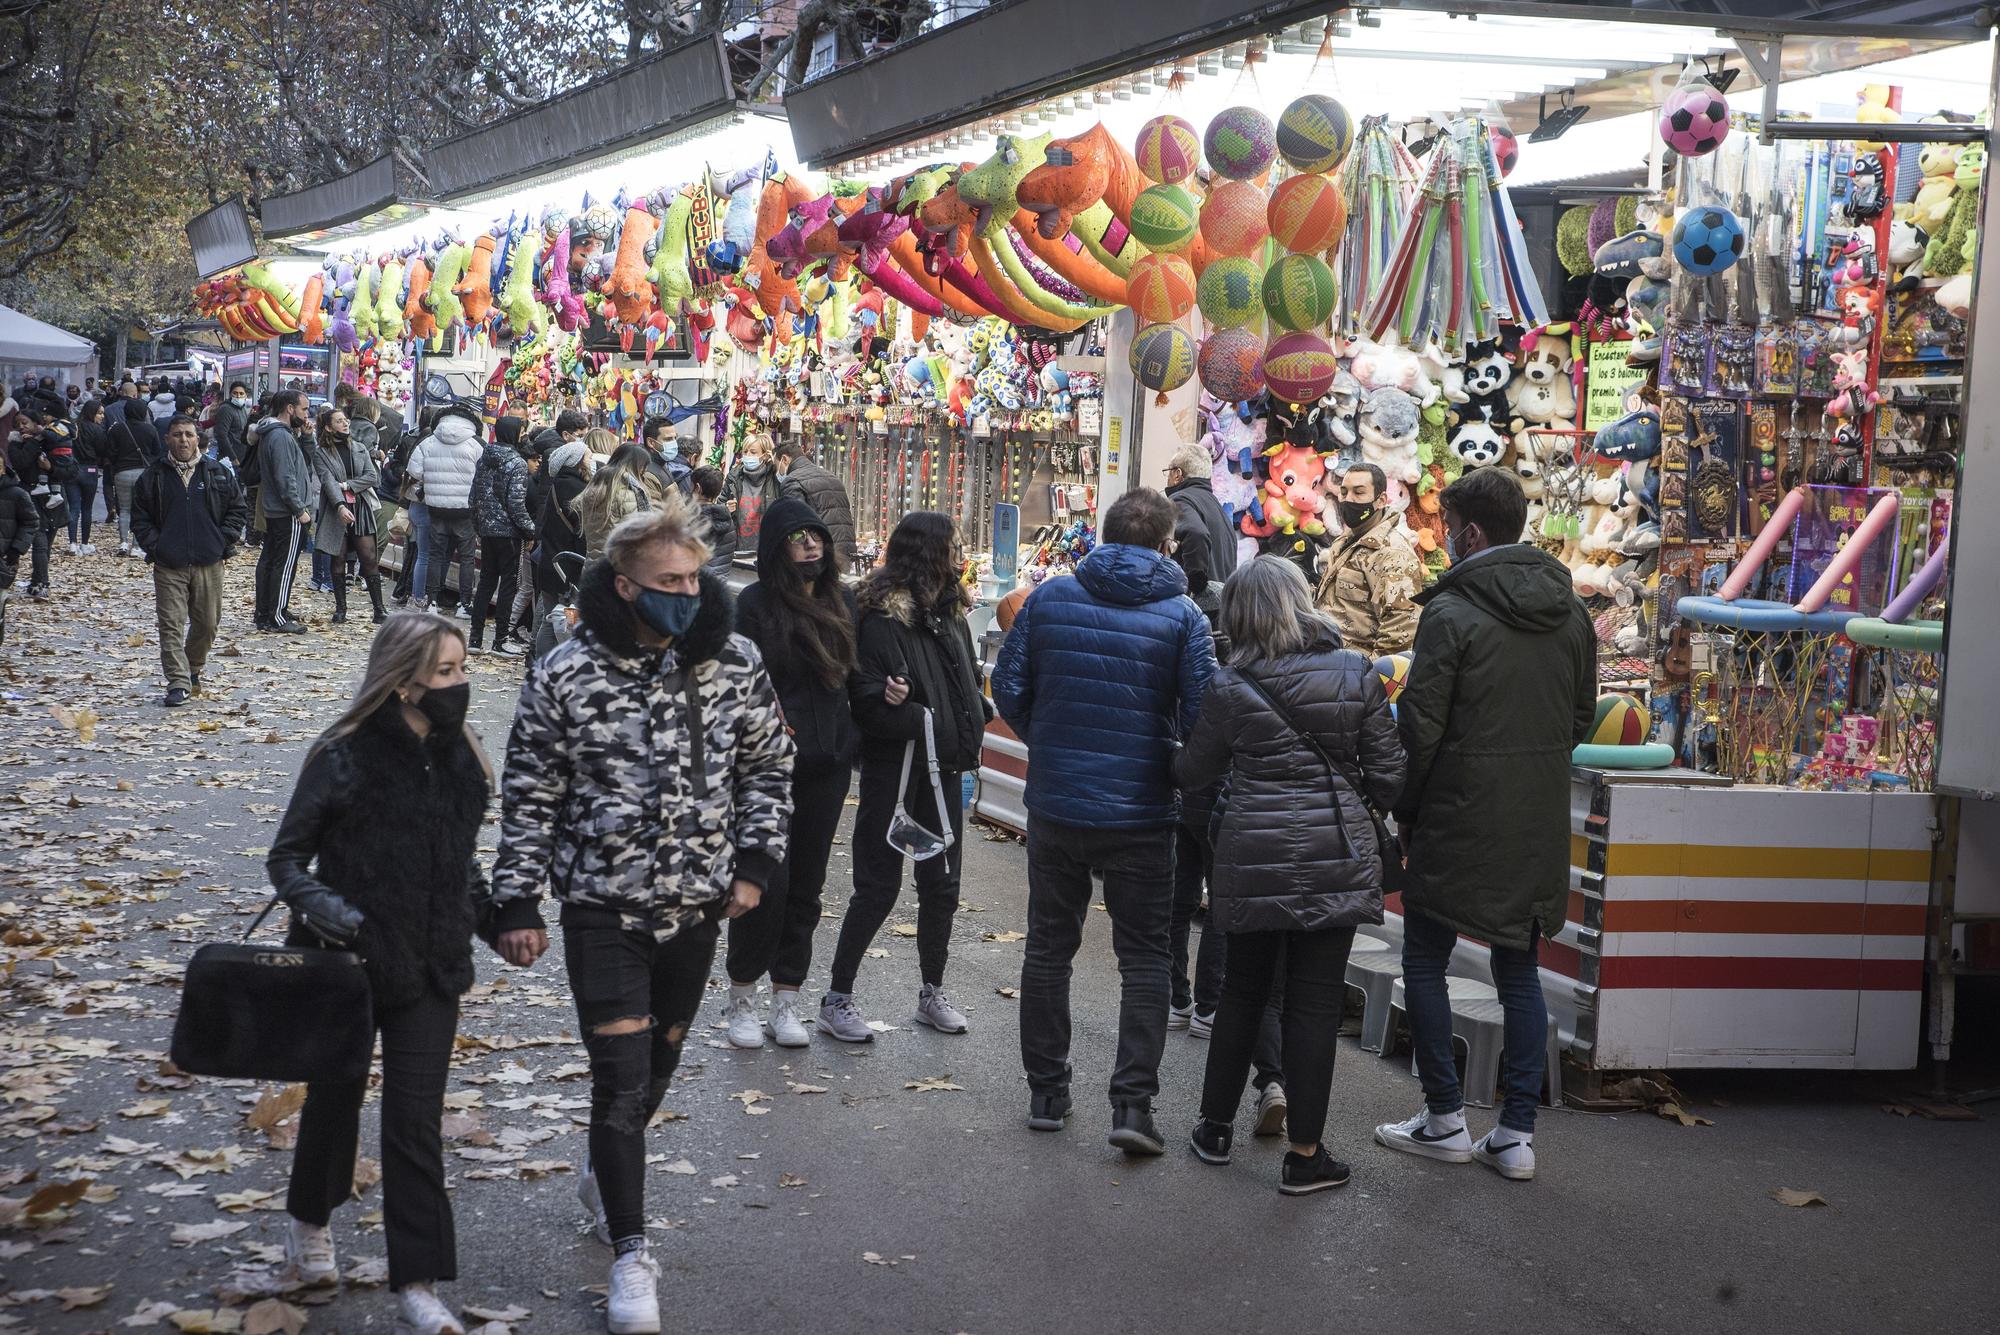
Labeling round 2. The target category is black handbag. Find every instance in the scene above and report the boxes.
[1237,669,1403,891]
[170,896,374,1084]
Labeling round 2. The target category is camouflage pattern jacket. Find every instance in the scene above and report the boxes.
[492,562,794,940]
[1315,517,1422,660]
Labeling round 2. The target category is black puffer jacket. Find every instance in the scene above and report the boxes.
[267,699,490,1009]
[735,496,860,764]
[0,473,36,570]
[779,457,857,570]
[1168,477,1238,616]
[851,575,988,772]
[471,442,535,539]
[532,443,589,596]
[1175,632,1406,934]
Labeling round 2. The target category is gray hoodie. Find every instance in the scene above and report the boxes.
[255,416,314,519]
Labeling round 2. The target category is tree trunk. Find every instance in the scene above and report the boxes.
[113,327,128,380]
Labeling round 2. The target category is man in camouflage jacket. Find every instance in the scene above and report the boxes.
[1316,462,1423,659]
[489,503,792,1322]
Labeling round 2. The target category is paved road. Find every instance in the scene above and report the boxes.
[2,554,1996,1335]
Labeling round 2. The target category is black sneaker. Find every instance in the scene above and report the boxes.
[1189,1119,1233,1165]
[1279,1146,1352,1196]
[273,617,308,634]
[163,687,189,708]
[1107,1103,1165,1157]
[1026,1091,1072,1133]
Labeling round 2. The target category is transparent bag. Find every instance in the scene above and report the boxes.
[886,707,955,862]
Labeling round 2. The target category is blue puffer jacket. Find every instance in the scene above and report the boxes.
[993,543,1216,829]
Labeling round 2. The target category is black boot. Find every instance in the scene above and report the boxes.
[331,575,348,624]
[367,574,386,624]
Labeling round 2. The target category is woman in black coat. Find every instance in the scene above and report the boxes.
[1173,556,1405,1196]
[266,611,509,1335]
[68,399,108,553]
[724,496,859,1049]
[821,510,988,1043]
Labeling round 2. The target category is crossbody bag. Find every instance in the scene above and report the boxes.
[1237,669,1400,887]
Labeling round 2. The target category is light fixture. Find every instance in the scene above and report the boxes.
[1223,42,1246,69]
[1197,54,1221,76]
[1273,22,1316,55]
[1529,89,1590,141]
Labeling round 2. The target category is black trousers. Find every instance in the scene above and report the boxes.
[287,992,459,1290]
[1020,818,1174,1109]
[563,910,718,1245]
[254,517,303,623]
[1172,821,1282,1085]
[728,755,852,988]
[828,752,964,994]
[26,524,49,589]
[424,508,477,606]
[469,536,520,643]
[1200,927,1356,1147]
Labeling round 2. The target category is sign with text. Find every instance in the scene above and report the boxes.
[1584,341,1647,432]
[991,503,1021,582]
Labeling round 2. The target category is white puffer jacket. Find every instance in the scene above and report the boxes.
[409,415,482,511]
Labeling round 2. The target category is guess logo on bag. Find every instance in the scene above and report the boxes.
[252,951,308,967]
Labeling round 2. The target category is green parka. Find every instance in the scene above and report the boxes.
[1394,544,1596,951]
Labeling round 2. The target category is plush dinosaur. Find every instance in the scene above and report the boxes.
[350,261,379,342]
[497,222,545,341]
[1016,122,1159,289]
[456,234,497,327]
[376,258,405,341]
[403,256,435,342]
[605,204,659,325]
[541,227,583,331]
[650,191,696,308]
[426,243,469,348]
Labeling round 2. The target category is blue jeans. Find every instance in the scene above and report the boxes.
[1402,907,1546,1134]
[64,469,99,544]
[406,503,431,600]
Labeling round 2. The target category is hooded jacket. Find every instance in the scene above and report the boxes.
[213,398,251,463]
[409,413,483,511]
[0,472,36,569]
[851,573,987,773]
[734,496,859,765]
[254,416,314,518]
[993,543,1216,829]
[267,699,491,1009]
[1395,543,1597,950]
[148,390,178,423]
[107,404,161,475]
[532,441,589,596]
[1175,633,1406,933]
[779,457,857,569]
[492,561,794,939]
[471,440,535,539]
[699,500,737,574]
[1167,477,1238,617]
[723,459,783,546]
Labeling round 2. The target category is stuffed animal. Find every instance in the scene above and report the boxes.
[1350,336,1441,407]
[299,272,326,345]
[1507,327,1577,441]
[1909,143,1961,231]
[1448,396,1510,469]
[1358,386,1423,485]
[404,256,435,342]
[1854,84,1899,152]
[425,243,468,347]
[1925,145,1983,278]
[1241,441,1328,539]
[376,258,406,342]
[456,234,497,327]
[606,204,659,325]
[350,261,379,342]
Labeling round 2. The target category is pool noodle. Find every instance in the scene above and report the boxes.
[1793,492,1902,612]
[1880,533,1948,623]
[1719,486,1808,600]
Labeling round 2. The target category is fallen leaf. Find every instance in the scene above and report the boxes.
[889,923,918,937]
[343,1256,389,1286]
[778,1173,807,1189]
[172,1219,250,1245]
[995,986,1019,999]
[119,1098,172,1120]
[787,1082,828,1095]
[215,1189,280,1213]
[169,1309,244,1333]
[709,1174,739,1188]
[1771,1187,1829,1208]
[59,1285,114,1310]
[518,1160,571,1180]
[658,1159,698,1176]
[121,1299,183,1326]
[246,1085,306,1145]
[861,1251,899,1267]
[904,1076,965,1092]
[24,1178,92,1216]
[461,1305,530,1323]
[351,1157,381,1197]
[981,930,1026,942]
[241,1298,307,1335]
[730,1089,772,1109]
[1657,1101,1713,1128]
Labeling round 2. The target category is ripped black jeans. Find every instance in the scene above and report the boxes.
[562,907,720,1246]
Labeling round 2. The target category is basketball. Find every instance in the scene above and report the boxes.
[1130,183,1201,253]
[1134,114,1203,185]
[1205,106,1277,180]
[1262,330,1340,405]
[1198,326,1267,402]
[1129,321,1196,395]
[1277,94,1354,174]
[1125,253,1197,324]
[1196,255,1265,330]
[1374,653,1411,703]
[1267,172,1347,254]
[1199,180,1272,257]
[1261,252,1338,332]
[1588,692,1653,747]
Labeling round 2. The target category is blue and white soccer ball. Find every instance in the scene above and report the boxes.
[1671,207,1745,276]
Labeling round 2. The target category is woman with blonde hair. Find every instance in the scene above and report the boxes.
[267,612,530,1335]
[723,430,782,548]
[576,443,667,558]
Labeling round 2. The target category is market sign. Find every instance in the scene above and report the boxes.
[1584,340,1647,431]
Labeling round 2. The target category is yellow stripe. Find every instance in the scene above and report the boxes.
[1570,839,1930,882]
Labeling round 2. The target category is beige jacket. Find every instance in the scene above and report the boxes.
[1315,518,1422,659]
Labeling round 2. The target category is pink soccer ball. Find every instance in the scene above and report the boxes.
[1659,84,1731,157]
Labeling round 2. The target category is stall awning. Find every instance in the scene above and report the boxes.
[0,304,96,370]
[422,33,738,204]
[259,155,410,243]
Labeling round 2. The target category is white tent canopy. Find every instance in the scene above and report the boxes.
[0,304,95,373]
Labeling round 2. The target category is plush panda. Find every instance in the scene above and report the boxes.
[1449,397,1510,468]
[1462,338,1512,397]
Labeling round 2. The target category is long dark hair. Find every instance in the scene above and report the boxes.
[873,511,961,612]
[761,528,856,690]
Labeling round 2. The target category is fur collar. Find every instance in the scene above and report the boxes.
[857,576,961,628]
[575,558,736,667]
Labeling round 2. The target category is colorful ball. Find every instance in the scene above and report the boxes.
[1261,253,1337,333]
[1262,330,1339,405]
[1196,256,1264,330]
[1198,327,1267,402]
[1588,692,1652,747]
[1129,321,1196,396]
[1129,184,1201,253]
[1373,653,1411,704]
[1124,253,1197,324]
[1267,172,1347,254]
[1134,114,1202,186]
[1199,180,1271,257]
[1660,83,1731,157]
[1204,106,1277,181]
[1277,94,1353,174]
[1671,206,1745,276]
[1489,124,1520,178]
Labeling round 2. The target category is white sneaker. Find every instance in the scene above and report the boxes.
[1373,1107,1474,1164]
[395,1284,465,1335]
[67,541,81,556]
[817,993,874,1043]
[1168,1002,1193,1030]
[606,1248,662,1334]
[283,1215,338,1287]
[1188,1008,1215,1040]
[578,1158,611,1245]
[117,543,131,557]
[724,993,765,1049]
[770,992,811,1048]
[1254,1081,1289,1137]
[914,983,968,1034]
[1473,1129,1537,1181]
[80,543,95,555]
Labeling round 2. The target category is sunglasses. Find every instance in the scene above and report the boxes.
[786,530,822,546]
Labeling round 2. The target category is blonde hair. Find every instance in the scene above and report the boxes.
[583,426,619,460]
[604,489,711,570]
[308,611,493,786]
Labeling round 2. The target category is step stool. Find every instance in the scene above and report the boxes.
[1387,975,1563,1109]
[1344,938,1402,1054]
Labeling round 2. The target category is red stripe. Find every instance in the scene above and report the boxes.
[980,749,1027,780]
[985,717,1020,744]
[1599,956,1922,991]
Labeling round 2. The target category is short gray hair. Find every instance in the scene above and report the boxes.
[604,489,711,569]
[1219,556,1343,662]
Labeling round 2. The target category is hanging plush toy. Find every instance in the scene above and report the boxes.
[404,255,435,342]
[425,243,469,347]
[606,204,659,326]
[327,260,358,353]
[298,271,326,345]
[376,257,406,342]
[541,225,584,331]
[457,234,498,328]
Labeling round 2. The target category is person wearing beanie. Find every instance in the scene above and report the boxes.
[1163,441,1237,621]
[1313,461,1422,659]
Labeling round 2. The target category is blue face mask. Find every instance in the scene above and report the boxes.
[632,586,700,639]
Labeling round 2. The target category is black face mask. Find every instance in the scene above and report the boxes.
[1337,500,1375,530]
[415,681,470,733]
